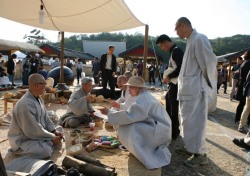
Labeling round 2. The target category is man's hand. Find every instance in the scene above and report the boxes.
[110,101,120,109]
[112,72,115,77]
[90,112,95,117]
[53,130,63,138]
[52,136,62,145]
[86,94,95,102]
[163,76,170,84]
[98,106,109,115]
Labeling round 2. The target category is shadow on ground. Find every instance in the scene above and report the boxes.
[162,138,232,176]
[209,107,238,131]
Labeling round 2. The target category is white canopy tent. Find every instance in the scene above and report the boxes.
[0,0,146,88]
[0,0,144,33]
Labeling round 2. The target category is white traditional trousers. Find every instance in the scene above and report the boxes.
[179,92,208,154]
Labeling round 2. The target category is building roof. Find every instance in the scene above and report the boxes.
[217,47,250,62]
[118,44,164,60]
[40,44,95,60]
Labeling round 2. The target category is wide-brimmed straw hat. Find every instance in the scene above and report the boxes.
[124,76,146,88]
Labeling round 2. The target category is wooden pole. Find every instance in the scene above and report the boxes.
[60,31,65,83]
[142,25,149,80]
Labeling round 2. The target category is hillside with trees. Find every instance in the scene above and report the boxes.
[25,31,250,62]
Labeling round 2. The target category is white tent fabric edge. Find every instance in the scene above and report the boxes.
[0,0,145,33]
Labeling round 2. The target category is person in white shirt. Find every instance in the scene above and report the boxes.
[75,58,83,85]
[99,45,117,99]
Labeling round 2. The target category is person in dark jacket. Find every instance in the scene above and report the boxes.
[235,50,250,123]
[92,57,100,85]
[148,62,156,85]
[29,56,40,75]
[156,34,184,140]
[99,45,117,99]
[7,54,16,86]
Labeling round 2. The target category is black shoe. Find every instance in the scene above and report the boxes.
[232,138,250,150]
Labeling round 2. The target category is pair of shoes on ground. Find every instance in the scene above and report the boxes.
[238,125,249,134]
[175,147,209,168]
[175,146,193,155]
[232,138,250,150]
[183,154,209,168]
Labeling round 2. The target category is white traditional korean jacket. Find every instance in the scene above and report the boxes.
[178,29,217,101]
[116,87,136,110]
[108,90,172,169]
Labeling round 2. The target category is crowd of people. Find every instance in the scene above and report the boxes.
[3,16,250,173]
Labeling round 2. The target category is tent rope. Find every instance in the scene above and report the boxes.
[41,0,60,31]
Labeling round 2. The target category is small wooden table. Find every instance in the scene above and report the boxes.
[0,98,19,114]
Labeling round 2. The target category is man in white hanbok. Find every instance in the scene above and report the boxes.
[174,17,217,167]
[58,77,95,128]
[110,75,135,110]
[8,74,63,159]
[99,76,172,169]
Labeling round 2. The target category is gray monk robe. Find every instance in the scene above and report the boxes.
[58,88,94,128]
[107,90,172,169]
[178,29,217,154]
[8,90,57,159]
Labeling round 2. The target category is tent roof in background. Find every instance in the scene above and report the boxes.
[13,51,26,59]
[0,38,44,53]
[217,47,250,62]
[40,44,95,60]
[119,44,165,60]
[0,0,144,33]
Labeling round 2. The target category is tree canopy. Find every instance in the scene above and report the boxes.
[24,30,250,63]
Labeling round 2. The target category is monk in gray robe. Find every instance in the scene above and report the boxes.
[174,17,217,167]
[8,74,63,159]
[99,76,172,169]
[58,77,95,128]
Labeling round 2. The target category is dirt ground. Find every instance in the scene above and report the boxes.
[0,84,250,176]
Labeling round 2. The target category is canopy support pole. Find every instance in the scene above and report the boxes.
[56,31,69,90]
[142,25,149,80]
[60,31,64,83]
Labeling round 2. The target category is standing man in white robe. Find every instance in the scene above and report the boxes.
[58,77,95,128]
[8,74,63,159]
[99,76,172,169]
[174,17,217,167]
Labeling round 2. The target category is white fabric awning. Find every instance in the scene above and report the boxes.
[0,39,44,53]
[0,0,144,33]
